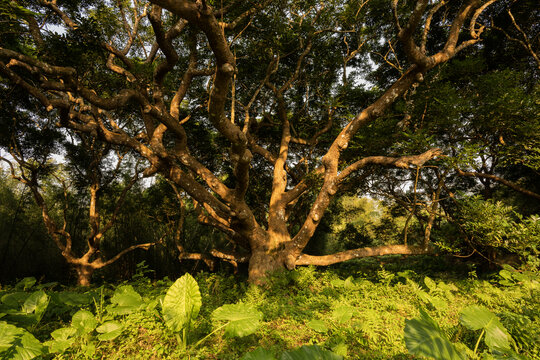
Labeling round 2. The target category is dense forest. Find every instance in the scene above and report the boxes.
[0,0,538,358]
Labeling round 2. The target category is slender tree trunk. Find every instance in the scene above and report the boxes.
[424,178,443,249]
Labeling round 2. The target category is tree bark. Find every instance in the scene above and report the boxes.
[75,264,95,287]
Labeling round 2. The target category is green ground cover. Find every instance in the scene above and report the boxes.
[0,257,538,359]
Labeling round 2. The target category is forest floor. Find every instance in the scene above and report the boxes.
[0,256,538,359]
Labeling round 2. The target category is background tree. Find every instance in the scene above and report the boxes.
[0,130,157,286]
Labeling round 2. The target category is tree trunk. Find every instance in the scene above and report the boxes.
[248,249,287,285]
[75,264,94,287]
[247,230,291,285]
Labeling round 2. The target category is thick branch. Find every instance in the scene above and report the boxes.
[295,245,432,266]
[222,0,274,30]
[337,148,442,182]
[148,5,180,86]
[96,242,156,268]
[456,169,540,201]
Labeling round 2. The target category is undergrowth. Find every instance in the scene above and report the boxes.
[0,256,538,359]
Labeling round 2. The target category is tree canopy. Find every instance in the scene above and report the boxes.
[0,0,538,284]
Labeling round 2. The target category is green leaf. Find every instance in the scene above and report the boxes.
[490,348,527,360]
[307,319,328,333]
[241,347,276,360]
[71,310,97,335]
[0,322,45,360]
[343,276,356,289]
[498,269,513,281]
[21,291,49,323]
[162,273,202,332]
[0,321,23,352]
[460,306,511,351]
[82,341,96,358]
[14,278,36,291]
[44,338,74,353]
[331,306,355,324]
[1,293,30,309]
[404,308,466,360]
[280,345,343,360]
[50,327,76,341]
[460,306,499,331]
[331,342,348,357]
[57,292,92,307]
[212,303,263,337]
[45,327,77,353]
[107,285,144,315]
[424,276,437,292]
[11,332,45,360]
[330,279,344,288]
[485,326,511,352]
[96,321,123,341]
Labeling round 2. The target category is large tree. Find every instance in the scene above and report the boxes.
[0,0,519,283]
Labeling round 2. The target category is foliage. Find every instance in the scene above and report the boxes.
[212,303,263,338]
[405,305,526,359]
[0,260,538,359]
[242,345,343,360]
[162,273,201,347]
[404,308,465,360]
[437,196,540,269]
[0,321,45,360]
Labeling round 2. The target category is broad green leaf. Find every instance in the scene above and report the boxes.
[241,347,276,360]
[71,310,97,335]
[96,321,123,341]
[57,292,92,307]
[404,308,466,360]
[14,278,36,291]
[331,306,355,324]
[82,341,96,358]
[107,285,144,315]
[11,332,45,360]
[21,291,49,323]
[460,306,499,331]
[429,296,449,312]
[485,325,511,352]
[44,338,74,353]
[144,299,159,311]
[498,269,513,281]
[490,348,527,360]
[50,327,76,341]
[417,290,432,304]
[343,276,356,289]
[307,319,328,333]
[460,306,511,351]
[162,273,202,332]
[36,282,58,290]
[424,276,437,292]
[3,312,36,329]
[46,327,76,353]
[212,303,262,337]
[280,345,343,360]
[0,322,45,360]
[330,279,344,288]
[331,342,348,357]
[1,293,30,309]
[0,321,24,352]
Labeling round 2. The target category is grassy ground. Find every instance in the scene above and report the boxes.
[1,256,539,359]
